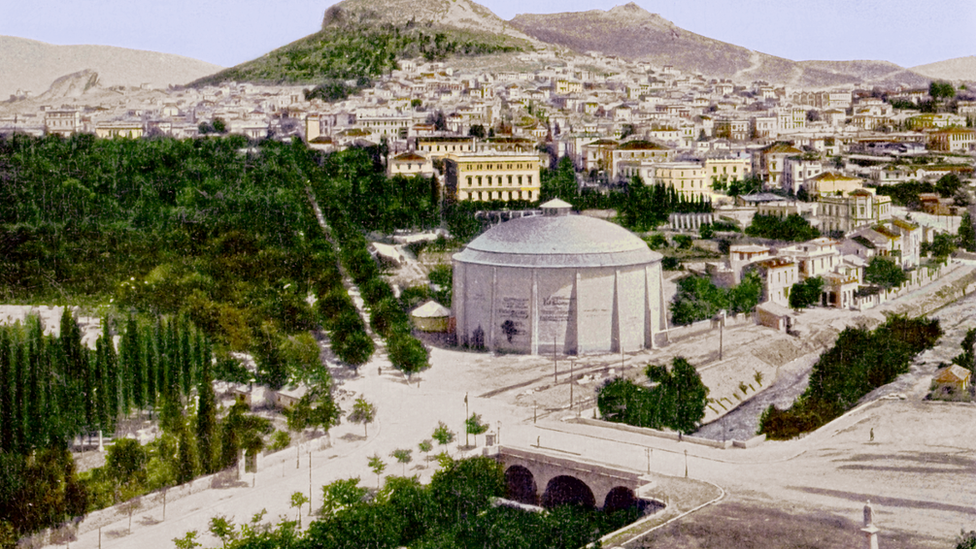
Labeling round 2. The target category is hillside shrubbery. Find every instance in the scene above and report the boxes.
[759,315,941,439]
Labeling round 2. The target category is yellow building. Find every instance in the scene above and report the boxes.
[94,121,144,139]
[652,162,708,200]
[806,172,864,199]
[704,157,751,186]
[444,152,541,202]
[927,128,975,152]
[611,140,674,180]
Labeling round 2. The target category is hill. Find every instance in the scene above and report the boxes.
[0,35,222,99]
[193,0,537,87]
[508,3,930,88]
[911,56,976,82]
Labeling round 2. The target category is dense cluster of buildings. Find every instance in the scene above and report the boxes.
[2,51,974,319]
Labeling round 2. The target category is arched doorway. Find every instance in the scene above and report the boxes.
[541,475,595,508]
[505,465,538,505]
[603,486,638,513]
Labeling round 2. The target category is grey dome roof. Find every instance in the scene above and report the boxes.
[453,214,662,268]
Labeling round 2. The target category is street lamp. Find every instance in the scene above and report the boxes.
[714,309,727,361]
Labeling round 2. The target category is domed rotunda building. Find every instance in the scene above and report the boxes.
[452,199,666,355]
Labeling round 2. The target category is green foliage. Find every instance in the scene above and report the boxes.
[367,454,386,486]
[193,22,525,87]
[219,401,272,470]
[923,231,958,260]
[789,276,824,309]
[873,179,936,209]
[699,223,714,239]
[348,397,376,437]
[864,256,908,289]
[726,175,763,198]
[432,421,455,447]
[951,328,976,375]
[284,385,341,436]
[670,275,728,325]
[929,80,956,100]
[957,530,976,549]
[0,449,87,538]
[269,430,291,453]
[959,213,976,253]
[541,156,578,202]
[597,356,709,434]
[745,213,820,242]
[646,233,669,249]
[674,234,693,249]
[760,315,941,439]
[464,413,489,446]
[617,180,713,231]
[321,478,368,518]
[670,273,762,326]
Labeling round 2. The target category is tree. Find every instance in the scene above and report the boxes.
[348,397,376,437]
[789,276,824,309]
[952,328,976,375]
[367,454,386,488]
[464,414,489,447]
[654,357,709,434]
[865,256,908,289]
[208,515,238,548]
[541,156,578,202]
[929,80,956,101]
[175,419,200,485]
[418,439,433,468]
[173,530,202,549]
[923,231,958,260]
[290,491,310,528]
[958,213,976,252]
[699,223,714,239]
[390,448,413,475]
[468,124,486,138]
[320,478,367,517]
[727,271,763,315]
[195,356,219,475]
[119,497,142,534]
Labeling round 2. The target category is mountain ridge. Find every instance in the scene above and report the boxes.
[508,3,934,88]
[0,35,223,100]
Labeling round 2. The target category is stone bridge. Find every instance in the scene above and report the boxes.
[488,445,654,511]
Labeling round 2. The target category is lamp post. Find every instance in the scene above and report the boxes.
[569,359,575,408]
[715,309,727,361]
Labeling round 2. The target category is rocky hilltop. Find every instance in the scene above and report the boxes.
[0,36,222,100]
[509,2,931,88]
[912,55,976,82]
[193,0,537,87]
[321,0,538,44]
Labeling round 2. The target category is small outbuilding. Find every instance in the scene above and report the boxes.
[755,301,795,332]
[933,364,971,394]
[411,300,451,332]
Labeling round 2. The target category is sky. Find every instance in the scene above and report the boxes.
[0,0,973,69]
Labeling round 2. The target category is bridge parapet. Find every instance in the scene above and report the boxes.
[488,445,655,510]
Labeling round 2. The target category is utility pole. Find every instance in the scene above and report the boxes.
[569,360,575,408]
[553,336,558,382]
[464,392,469,447]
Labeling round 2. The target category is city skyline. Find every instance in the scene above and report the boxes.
[0,0,973,71]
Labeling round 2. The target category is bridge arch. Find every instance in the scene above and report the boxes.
[505,465,538,505]
[541,475,596,509]
[603,486,638,513]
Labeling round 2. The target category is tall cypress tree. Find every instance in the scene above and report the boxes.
[196,353,218,474]
[13,332,26,452]
[25,319,44,449]
[0,329,12,452]
[179,315,192,398]
[102,319,119,435]
[122,314,144,412]
[144,325,157,412]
